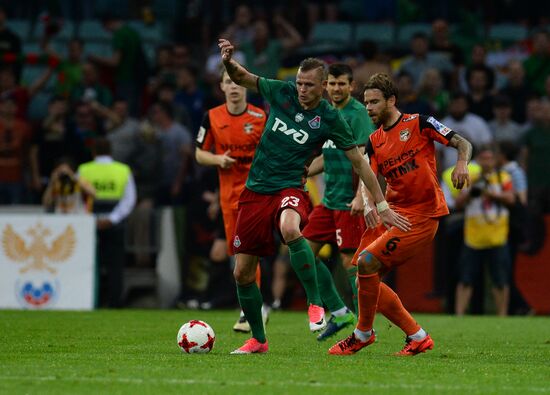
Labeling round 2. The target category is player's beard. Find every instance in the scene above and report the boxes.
[372,106,390,127]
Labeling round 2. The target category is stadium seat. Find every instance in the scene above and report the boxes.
[6,20,31,40]
[27,91,52,121]
[355,23,395,47]
[78,20,111,41]
[396,22,432,45]
[32,20,75,41]
[21,66,56,90]
[309,22,353,45]
[82,41,113,58]
[128,20,164,43]
[488,24,528,46]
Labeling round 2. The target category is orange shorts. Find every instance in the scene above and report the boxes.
[221,207,239,255]
[351,214,440,269]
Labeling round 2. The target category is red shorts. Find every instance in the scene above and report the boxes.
[231,187,312,256]
[302,204,366,251]
[351,214,439,269]
[221,207,239,255]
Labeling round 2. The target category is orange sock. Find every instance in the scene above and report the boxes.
[377,282,420,336]
[357,273,380,332]
[255,264,261,288]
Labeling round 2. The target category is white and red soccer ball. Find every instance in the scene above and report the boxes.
[177,320,215,354]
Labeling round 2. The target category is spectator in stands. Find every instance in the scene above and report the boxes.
[495,140,531,315]
[520,100,550,253]
[353,40,392,98]
[430,18,464,69]
[42,157,94,214]
[29,95,86,196]
[439,92,493,171]
[459,44,495,96]
[241,16,303,80]
[523,29,550,96]
[0,6,22,82]
[78,137,137,308]
[147,44,176,101]
[70,62,112,108]
[489,94,524,143]
[149,101,192,206]
[51,38,84,98]
[66,101,104,164]
[466,64,495,121]
[454,144,515,316]
[174,65,205,134]
[220,4,255,47]
[91,97,140,164]
[0,65,53,120]
[399,31,454,90]
[89,13,147,116]
[418,67,450,118]
[0,93,31,204]
[395,70,432,115]
[498,59,531,125]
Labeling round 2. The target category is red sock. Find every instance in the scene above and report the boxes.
[357,273,380,332]
[377,282,420,336]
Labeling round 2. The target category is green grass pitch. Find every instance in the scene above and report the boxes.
[1,309,549,394]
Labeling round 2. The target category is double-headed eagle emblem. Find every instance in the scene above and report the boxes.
[2,223,75,274]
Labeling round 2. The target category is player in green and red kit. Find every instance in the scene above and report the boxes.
[218,39,410,355]
[304,63,375,341]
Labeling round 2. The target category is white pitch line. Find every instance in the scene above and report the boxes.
[0,376,549,393]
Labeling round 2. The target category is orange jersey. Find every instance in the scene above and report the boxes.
[196,104,266,211]
[366,113,454,217]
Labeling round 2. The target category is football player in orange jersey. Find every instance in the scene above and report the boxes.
[329,73,472,356]
[195,69,268,332]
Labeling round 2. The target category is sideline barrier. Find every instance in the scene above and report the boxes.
[0,213,95,310]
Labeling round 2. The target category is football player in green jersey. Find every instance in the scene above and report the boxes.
[219,38,410,354]
[304,63,375,340]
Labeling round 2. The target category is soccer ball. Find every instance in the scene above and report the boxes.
[177,320,215,354]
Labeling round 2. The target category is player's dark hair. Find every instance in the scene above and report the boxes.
[328,63,353,83]
[364,73,398,101]
[298,58,328,81]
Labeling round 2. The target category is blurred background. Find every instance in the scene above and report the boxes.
[0,0,549,316]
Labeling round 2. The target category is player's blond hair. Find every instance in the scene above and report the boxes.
[364,73,399,100]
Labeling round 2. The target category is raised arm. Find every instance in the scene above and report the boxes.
[447,133,472,190]
[218,39,259,91]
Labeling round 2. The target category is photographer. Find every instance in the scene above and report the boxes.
[454,145,516,316]
[42,158,95,214]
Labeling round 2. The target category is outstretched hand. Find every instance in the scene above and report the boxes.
[378,208,411,232]
[218,39,234,62]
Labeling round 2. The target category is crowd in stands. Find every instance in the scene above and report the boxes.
[1,1,549,315]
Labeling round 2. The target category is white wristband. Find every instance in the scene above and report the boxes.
[376,200,389,213]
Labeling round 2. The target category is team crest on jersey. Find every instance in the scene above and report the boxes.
[308,115,321,129]
[427,116,452,136]
[295,113,304,122]
[233,236,241,248]
[402,114,418,122]
[400,129,411,141]
[244,123,254,134]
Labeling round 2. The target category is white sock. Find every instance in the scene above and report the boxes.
[261,304,270,316]
[332,307,348,317]
[239,310,245,318]
[409,328,427,341]
[353,328,372,342]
